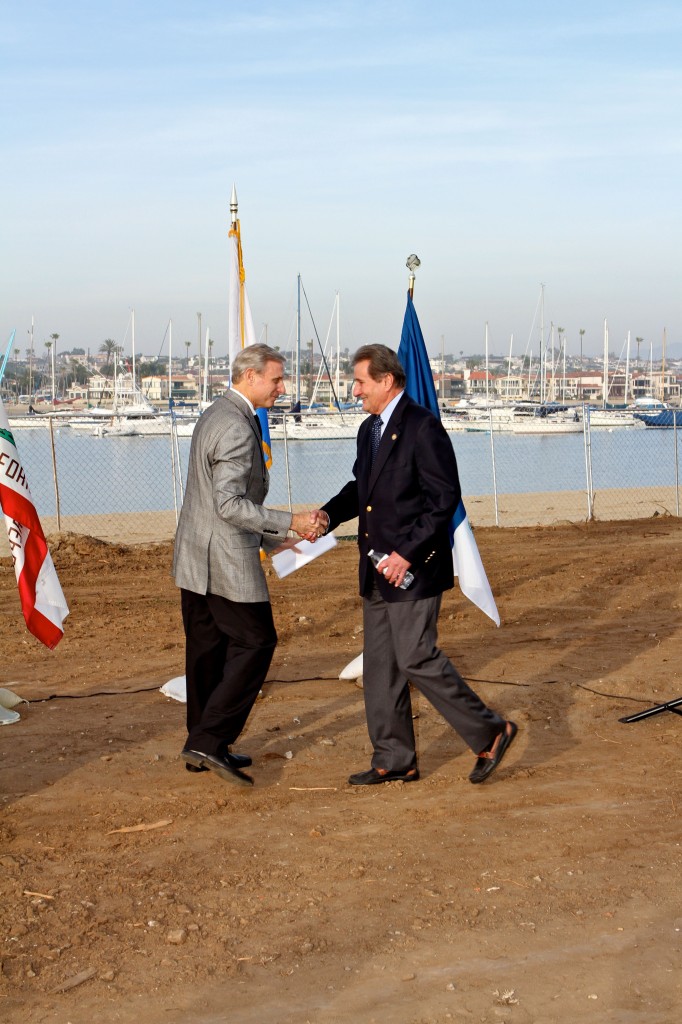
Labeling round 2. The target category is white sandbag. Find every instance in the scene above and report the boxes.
[0,704,20,725]
[339,653,363,680]
[160,676,187,703]
[0,687,27,709]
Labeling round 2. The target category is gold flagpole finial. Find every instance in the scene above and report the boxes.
[406,254,421,298]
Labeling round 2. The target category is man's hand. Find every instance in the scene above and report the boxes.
[376,550,412,588]
[290,510,329,542]
[309,509,330,534]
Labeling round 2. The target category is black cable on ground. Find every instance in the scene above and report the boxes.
[21,676,653,705]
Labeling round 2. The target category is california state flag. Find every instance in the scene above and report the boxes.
[0,397,68,648]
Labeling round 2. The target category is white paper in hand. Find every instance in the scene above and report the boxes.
[271,533,337,579]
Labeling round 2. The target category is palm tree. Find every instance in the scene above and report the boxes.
[635,337,644,367]
[100,339,117,362]
[185,340,191,368]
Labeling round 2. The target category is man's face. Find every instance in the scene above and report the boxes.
[247,360,286,409]
[352,359,393,415]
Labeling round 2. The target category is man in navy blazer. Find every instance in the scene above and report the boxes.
[318,345,516,785]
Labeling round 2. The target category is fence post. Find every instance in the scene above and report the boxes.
[582,405,594,521]
[48,416,62,532]
[674,412,680,518]
[170,417,184,525]
[283,413,293,512]
[488,409,499,526]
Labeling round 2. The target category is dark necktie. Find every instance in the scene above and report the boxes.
[253,413,263,441]
[370,414,382,465]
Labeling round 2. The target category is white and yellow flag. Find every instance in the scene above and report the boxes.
[228,187,272,468]
[228,215,257,368]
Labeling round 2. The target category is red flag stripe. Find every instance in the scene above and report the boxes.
[1,469,65,649]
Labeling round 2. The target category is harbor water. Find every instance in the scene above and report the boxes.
[9,424,680,520]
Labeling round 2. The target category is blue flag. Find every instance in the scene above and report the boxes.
[397,293,500,626]
[398,298,440,415]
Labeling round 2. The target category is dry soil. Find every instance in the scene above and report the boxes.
[1,518,681,1023]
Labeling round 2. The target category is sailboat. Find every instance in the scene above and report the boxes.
[268,282,369,441]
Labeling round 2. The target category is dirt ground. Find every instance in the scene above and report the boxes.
[1,518,681,1024]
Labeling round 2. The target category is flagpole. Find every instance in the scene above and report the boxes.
[229,185,238,383]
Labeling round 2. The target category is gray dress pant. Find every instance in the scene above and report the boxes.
[362,583,504,772]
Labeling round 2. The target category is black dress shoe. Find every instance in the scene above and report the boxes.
[348,766,420,786]
[185,749,252,773]
[469,721,518,784]
[227,751,252,768]
[182,748,253,786]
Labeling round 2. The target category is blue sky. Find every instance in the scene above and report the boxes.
[2,1,680,362]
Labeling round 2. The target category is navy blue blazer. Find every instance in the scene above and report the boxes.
[322,394,461,602]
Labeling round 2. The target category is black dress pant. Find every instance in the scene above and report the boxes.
[181,589,277,756]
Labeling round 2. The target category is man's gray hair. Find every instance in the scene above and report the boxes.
[231,343,285,383]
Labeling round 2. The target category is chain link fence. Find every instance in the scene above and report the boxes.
[3,408,680,552]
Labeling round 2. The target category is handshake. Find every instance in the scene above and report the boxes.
[290,509,330,543]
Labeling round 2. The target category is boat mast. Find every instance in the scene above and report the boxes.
[29,316,34,397]
[649,340,653,397]
[113,345,118,412]
[625,331,631,404]
[506,333,513,401]
[440,334,445,403]
[484,322,490,405]
[602,318,608,407]
[527,348,532,397]
[296,274,301,405]
[335,291,340,400]
[539,283,545,404]
[168,319,172,409]
[203,326,210,405]
[131,308,136,393]
[661,327,667,402]
[197,312,202,406]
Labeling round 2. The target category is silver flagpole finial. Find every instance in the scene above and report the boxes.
[406,254,421,298]
[230,184,238,226]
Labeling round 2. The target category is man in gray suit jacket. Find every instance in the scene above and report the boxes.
[173,344,322,786]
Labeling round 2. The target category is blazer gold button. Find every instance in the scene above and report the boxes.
[364,532,368,538]
[366,505,372,512]
[391,433,397,440]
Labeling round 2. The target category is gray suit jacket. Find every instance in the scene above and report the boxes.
[172,391,292,603]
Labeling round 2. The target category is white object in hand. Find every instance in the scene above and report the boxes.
[368,549,414,589]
